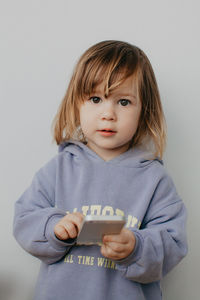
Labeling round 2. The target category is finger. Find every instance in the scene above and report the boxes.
[102,229,136,259]
[103,241,126,253]
[54,224,69,240]
[103,228,132,244]
[103,234,126,244]
[103,233,127,244]
[72,212,85,232]
[62,221,78,238]
[73,212,84,219]
[64,213,84,233]
[101,244,125,260]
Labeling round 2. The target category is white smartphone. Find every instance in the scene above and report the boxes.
[76,215,126,245]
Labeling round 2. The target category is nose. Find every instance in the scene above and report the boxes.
[100,101,116,121]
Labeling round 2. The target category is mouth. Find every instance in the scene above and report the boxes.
[98,128,116,132]
[97,129,117,136]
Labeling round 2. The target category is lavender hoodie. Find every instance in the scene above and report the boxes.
[13,140,187,300]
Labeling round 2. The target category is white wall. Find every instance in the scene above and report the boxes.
[1,0,199,299]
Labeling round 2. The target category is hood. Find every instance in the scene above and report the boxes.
[58,140,163,168]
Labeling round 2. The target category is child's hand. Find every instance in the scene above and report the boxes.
[54,212,84,240]
[101,228,136,260]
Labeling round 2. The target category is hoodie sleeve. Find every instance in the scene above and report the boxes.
[115,173,188,284]
[13,158,75,265]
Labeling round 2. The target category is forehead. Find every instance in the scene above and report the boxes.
[93,75,137,97]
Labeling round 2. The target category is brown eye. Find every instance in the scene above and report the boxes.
[119,99,131,106]
[89,97,101,104]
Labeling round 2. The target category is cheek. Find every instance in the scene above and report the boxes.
[79,106,94,133]
[121,110,140,129]
[79,105,87,125]
[131,107,141,127]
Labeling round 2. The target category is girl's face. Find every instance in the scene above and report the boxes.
[79,76,141,161]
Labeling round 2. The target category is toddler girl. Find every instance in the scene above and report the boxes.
[13,40,187,300]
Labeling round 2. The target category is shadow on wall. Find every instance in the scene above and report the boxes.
[0,274,34,300]
[0,275,16,300]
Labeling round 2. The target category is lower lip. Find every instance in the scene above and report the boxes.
[97,131,116,137]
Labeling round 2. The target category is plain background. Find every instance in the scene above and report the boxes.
[1,0,199,299]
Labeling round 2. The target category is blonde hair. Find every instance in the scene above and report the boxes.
[52,40,166,158]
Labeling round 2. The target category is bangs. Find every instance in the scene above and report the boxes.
[74,41,140,102]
